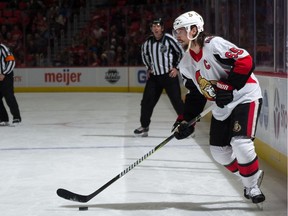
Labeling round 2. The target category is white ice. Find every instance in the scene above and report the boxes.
[0,93,286,216]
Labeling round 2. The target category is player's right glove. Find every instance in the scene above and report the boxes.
[174,121,195,140]
[215,80,234,108]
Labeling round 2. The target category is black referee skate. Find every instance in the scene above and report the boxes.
[12,119,21,126]
[134,126,149,137]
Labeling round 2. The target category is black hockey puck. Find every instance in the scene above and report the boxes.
[79,206,88,211]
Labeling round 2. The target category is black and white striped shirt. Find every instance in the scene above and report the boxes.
[0,43,15,75]
[141,33,183,75]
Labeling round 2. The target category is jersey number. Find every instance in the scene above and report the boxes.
[225,47,243,59]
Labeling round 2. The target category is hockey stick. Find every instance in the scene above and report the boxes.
[56,103,216,203]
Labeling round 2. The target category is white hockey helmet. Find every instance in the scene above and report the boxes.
[173,11,204,40]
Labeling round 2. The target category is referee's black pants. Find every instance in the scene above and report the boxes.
[140,73,184,128]
[0,71,21,121]
[0,97,8,121]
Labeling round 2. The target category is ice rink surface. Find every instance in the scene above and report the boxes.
[0,92,286,216]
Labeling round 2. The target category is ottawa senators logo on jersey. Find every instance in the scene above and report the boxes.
[233,121,242,132]
[195,70,217,100]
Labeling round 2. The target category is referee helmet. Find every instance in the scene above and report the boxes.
[151,18,164,26]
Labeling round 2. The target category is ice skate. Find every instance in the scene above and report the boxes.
[244,185,265,204]
[0,121,9,126]
[134,126,149,137]
[244,170,264,199]
[12,119,21,126]
[244,170,265,205]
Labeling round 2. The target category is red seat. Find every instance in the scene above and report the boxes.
[0,2,8,10]
[3,10,13,18]
[13,10,22,19]
[0,17,6,24]
[18,1,27,10]
[6,17,19,25]
[118,0,126,6]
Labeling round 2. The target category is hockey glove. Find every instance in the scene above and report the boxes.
[215,81,234,108]
[174,121,195,140]
[171,114,184,132]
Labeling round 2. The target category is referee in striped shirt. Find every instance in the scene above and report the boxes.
[0,43,21,126]
[134,18,184,137]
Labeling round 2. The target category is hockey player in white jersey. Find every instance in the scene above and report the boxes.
[172,11,265,204]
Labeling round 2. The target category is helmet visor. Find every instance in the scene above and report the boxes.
[172,27,187,38]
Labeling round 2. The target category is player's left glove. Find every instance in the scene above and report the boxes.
[215,80,234,108]
[174,121,195,140]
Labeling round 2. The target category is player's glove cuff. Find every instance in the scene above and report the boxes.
[215,80,234,108]
[171,114,184,132]
[216,81,234,91]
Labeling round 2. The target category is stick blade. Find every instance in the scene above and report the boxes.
[57,188,89,203]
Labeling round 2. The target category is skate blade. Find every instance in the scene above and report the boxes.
[255,202,264,211]
[247,200,264,210]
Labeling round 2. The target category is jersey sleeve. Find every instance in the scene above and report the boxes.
[141,38,152,70]
[166,33,183,68]
[0,44,15,75]
[210,37,255,90]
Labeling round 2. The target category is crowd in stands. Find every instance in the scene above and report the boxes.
[0,0,86,67]
[0,0,277,68]
[0,0,198,67]
[56,0,188,67]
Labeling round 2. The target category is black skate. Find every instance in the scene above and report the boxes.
[134,126,149,137]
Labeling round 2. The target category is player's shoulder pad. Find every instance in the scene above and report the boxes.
[204,36,229,52]
[204,36,215,43]
[204,36,225,44]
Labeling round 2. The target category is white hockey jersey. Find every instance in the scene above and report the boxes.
[179,36,262,121]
